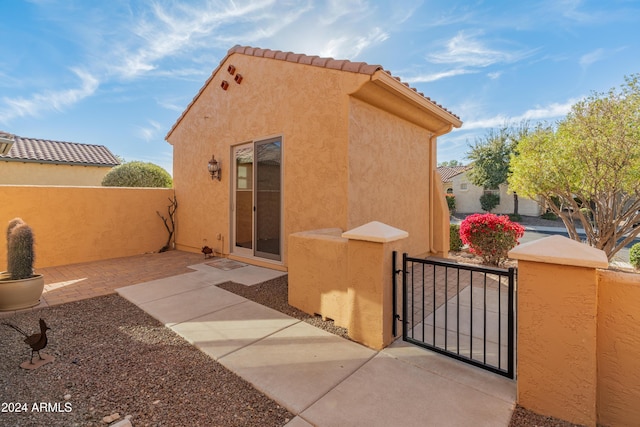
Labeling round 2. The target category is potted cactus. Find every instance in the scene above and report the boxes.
[0,218,45,311]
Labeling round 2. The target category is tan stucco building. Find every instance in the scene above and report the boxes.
[439,165,543,216]
[0,132,120,186]
[167,45,461,270]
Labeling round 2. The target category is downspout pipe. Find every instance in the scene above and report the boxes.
[429,124,454,254]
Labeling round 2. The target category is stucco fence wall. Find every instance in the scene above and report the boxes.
[0,186,175,269]
[510,236,640,427]
[288,222,407,350]
[597,269,640,427]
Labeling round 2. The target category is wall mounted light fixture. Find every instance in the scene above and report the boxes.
[208,155,221,181]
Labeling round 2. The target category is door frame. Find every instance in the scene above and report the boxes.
[230,135,284,263]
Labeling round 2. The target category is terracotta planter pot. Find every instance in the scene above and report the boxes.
[0,273,45,311]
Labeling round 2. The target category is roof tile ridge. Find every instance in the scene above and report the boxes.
[231,45,384,76]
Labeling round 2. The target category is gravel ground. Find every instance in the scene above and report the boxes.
[1,271,578,427]
[0,294,292,427]
[218,276,349,340]
[509,405,584,427]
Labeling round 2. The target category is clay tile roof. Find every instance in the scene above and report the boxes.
[0,130,13,139]
[0,133,120,167]
[166,45,461,140]
[437,165,471,182]
[227,45,460,120]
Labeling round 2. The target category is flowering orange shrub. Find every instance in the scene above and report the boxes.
[459,213,525,266]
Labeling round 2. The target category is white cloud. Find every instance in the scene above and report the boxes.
[462,99,577,130]
[109,0,292,79]
[0,69,99,124]
[428,30,534,68]
[320,0,369,26]
[579,48,605,67]
[403,68,476,83]
[136,120,163,142]
[321,27,389,58]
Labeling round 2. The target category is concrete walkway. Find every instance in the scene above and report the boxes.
[117,259,516,427]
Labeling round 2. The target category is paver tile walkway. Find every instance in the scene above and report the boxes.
[0,250,205,317]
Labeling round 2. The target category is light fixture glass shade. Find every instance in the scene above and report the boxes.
[208,155,221,180]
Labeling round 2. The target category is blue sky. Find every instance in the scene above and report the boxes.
[1,0,639,175]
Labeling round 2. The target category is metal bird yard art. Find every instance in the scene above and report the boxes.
[2,318,54,369]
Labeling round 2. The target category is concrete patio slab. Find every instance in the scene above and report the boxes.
[116,271,215,305]
[300,350,514,427]
[383,340,516,403]
[170,299,300,360]
[209,264,287,286]
[284,416,314,427]
[219,321,376,414]
[135,285,246,326]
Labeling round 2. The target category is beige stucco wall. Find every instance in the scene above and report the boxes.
[348,98,433,256]
[168,54,370,266]
[0,161,113,186]
[288,229,349,328]
[597,269,640,427]
[451,172,541,216]
[516,259,598,426]
[509,236,640,426]
[432,170,450,257]
[168,52,453,267]
[0,185,174,268]
[288,224,405,349]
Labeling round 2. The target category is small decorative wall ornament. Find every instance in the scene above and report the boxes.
[220,80,229,90]
[234,74,243,84]
[208,155,221,181]
[227,65,236,75]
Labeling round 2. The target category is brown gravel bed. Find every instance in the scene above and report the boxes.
[218,275,350,340]
[509,405,584,427]
[2,271,579,427]
[0,294,292,427]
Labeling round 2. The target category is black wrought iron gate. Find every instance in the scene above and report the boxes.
[392,251,516,379]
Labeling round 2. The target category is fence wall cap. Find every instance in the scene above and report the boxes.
[509,234,608,268]
[342,221,408,243]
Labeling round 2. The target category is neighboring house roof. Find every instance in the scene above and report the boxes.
[437,165,471,182]
[166,45,461,139]
[0,132,120,167]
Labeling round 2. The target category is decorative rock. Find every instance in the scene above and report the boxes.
[64,394,72,400]
[102,413,120,424]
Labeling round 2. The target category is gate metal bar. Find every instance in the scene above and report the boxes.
[396,252,516,379]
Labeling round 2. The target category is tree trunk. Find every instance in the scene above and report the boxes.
[513,192,519,215]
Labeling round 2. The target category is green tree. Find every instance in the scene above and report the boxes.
[509,74,640,260]
[438,160,463,167]
[466,122,530,214]
[102,161,173,188]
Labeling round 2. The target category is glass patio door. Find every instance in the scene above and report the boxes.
[232,138,282,261]
[233,144,253,256]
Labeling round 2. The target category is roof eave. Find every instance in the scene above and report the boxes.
[0,157,118,167]
[370,71,462,135]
